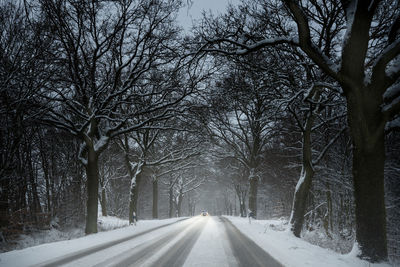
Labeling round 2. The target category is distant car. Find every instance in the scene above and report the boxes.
[201,211,208,216]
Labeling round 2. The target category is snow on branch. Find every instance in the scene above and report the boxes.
[372,39,400,85]
[283,0,341,80]
[386,117,400,132]
[201,36,299,56]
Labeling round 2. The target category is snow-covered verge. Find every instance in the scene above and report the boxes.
[302,226,353,254]
[0,227,85,253]
[225,216,395,267]
[0,217,184,267]
[0,215,129,253]
[97,215,130,231]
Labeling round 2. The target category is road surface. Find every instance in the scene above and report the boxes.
[35,216,283,267]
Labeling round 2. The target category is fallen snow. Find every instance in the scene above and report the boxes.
[3,227,84,253]
[98,215,130,231]
[225,216,393,267]
[0,214,129,253]
[0,217,184,267]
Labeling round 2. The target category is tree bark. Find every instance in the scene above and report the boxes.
[346,90,387,262]
[85,147,99,234]
[152,179,158,219]
[248,176,258,218]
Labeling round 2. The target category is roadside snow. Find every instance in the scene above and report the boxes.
[3,227,84,253]
[225,216,393,267]
[98,215,129,231]
[0,217,184,267]
[1,215,129,253]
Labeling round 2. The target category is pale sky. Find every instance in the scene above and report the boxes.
[177,0,240,31]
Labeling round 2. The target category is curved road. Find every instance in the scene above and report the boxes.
[35,216,283,267]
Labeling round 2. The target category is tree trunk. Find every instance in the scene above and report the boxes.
[326,182,333,232]
[168,185,174,218]
[0,177,9,228]
[192,202,196,216]
[44,165,51,214]
[188,197,193,217]
[235,185,246,217]
[290,165,314,237]
[289,103,317,237]
[28,150,42,223]
[40,149,52,214]
[129,172,142,224]
[85,147,99,234]
[177,190,183,217]
[239,196,246,217]
[248,176,258,218]
[346,91,387,262]
[100,186,107,217]
[152,179,158,219]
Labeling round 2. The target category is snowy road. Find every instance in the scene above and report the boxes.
[3,216,283,267]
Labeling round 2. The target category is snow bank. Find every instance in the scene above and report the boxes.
[224,216,393,267]
[0,217,184,267]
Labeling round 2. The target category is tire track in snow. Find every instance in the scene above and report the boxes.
[220,216,283,267]
[35,218,188,267]
[94,216,206,267]
[147,217,206,267]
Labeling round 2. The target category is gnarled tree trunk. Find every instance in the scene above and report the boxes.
[346,88,387,261]
[290,109,315,237]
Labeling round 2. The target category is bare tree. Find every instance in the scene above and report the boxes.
[38,0,184,234]
[205,58,277,218]
[198,0,399,261]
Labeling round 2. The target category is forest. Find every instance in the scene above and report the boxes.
[0,0,399,264]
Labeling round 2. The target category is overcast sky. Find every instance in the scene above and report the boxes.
[177,0,240,31]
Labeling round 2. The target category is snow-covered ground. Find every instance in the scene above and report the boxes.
[225,216,394,267]
[97,215,130,231]
[0,215,130,253]
[0,217,184,267]
[0,216,396,267]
